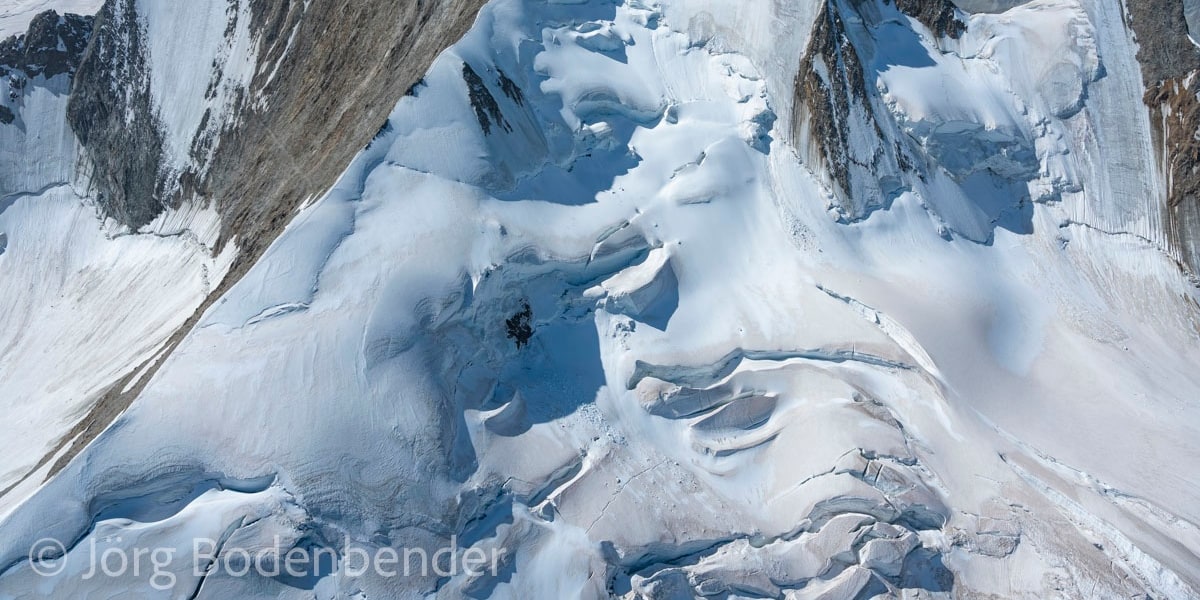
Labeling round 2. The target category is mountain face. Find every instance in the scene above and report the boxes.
[0,0,1199,599]
[71,0,486,252]
[0,10,91,83]
[0,10,91,195]
[2,0,486,500]
[1125,0,1200,276]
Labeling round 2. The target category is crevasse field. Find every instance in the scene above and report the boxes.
[0,0,1199,598]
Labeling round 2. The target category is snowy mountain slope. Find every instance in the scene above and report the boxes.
[0,188,235,518]
[0,0,1198,598]
[0,0,490,514]
[0,0,1197,598]
[0,9,238,519]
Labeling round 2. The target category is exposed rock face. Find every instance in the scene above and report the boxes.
[0,10,93,80]
[894,0,964,39]
[791,0,959,223]
[70,0,487,261]
[66,0,160,227]
[1127,0,1199,85]
[948,0,1028,12]
[195,0,489,265]
[792,0,895,220]
[464,62,512,135]
[1126,0,1200,273]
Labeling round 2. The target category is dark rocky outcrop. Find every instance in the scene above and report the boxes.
[497,68,524,106]
[67,0,162,227]
[506,302,533,348]
[1127,0,1199,85]
[894,0,965,39]
[464,61,512,135]
[793,1,872,210]
[1125,0,1200,274]
[791,0,922,220]
[0,10,93,80]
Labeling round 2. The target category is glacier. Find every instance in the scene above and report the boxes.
[0,0,1199,598]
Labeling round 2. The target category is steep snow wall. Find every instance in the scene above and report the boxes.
[0,10,91,197]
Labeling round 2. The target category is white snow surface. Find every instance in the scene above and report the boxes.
[1,0,1199,598]
[0,75,77,199]
[0,187,236,518]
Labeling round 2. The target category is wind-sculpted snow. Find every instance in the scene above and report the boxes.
[1,0,1200,598]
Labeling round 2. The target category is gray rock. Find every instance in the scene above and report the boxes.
[68,0,489,256]
[0,10,93,80]
[949,0,1029,13]
[67,0,164,229]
